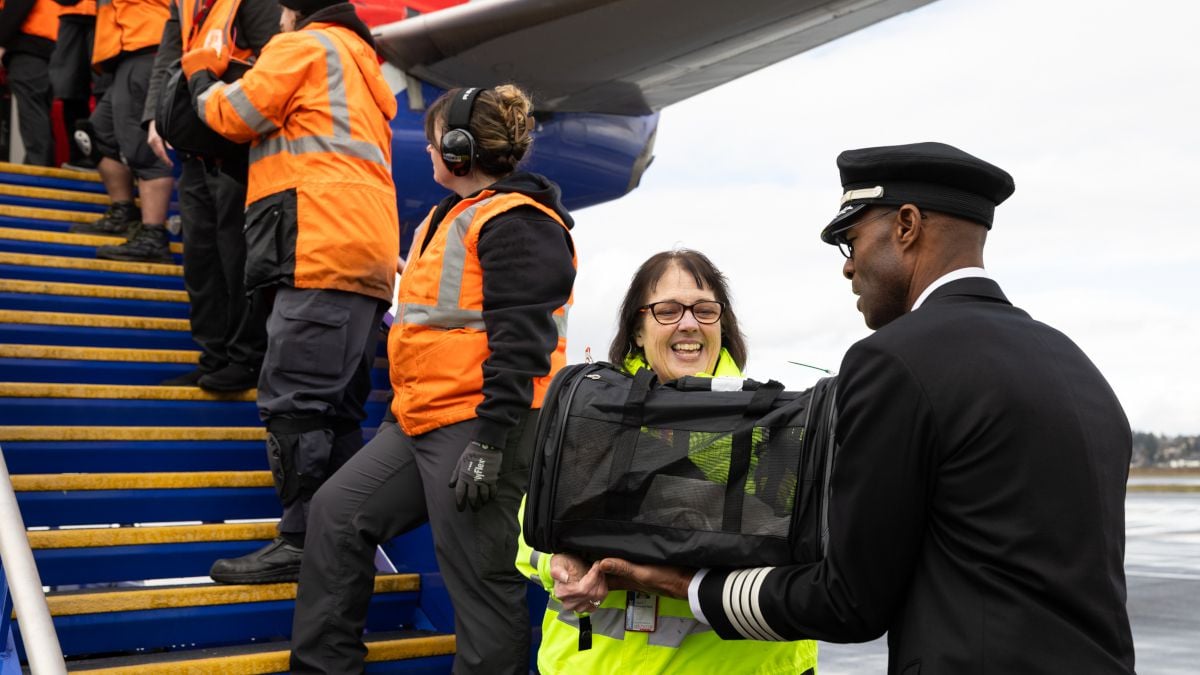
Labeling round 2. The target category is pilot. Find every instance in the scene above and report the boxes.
[181,0,399,584]
[289,84,576,675]
[579,142,1137,674]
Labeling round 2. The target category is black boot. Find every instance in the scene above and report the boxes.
[198,362,259,392]
[209,537,303,584]
[69,200,141,236]
[96,223,174,264]
[160,368,206,386]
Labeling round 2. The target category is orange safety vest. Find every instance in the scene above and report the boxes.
[0,0,60,41]
[195,22,399,302]
[388,191,575,436]
[177,0,251,64]
[93,0,169,67]
[60,0,96,18]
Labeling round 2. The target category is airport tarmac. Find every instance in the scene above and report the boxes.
[817,492,1200,673]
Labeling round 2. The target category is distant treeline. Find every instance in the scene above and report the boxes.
[1132,431,1199,468]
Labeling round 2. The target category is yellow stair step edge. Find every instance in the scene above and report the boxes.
[11,471,273,491]
[0,278,187,302]
[0,309,189,331]
[0,426,265,441]
[27,521,279,550]
[0,161,102,182]
[39,574,418,617]
[0,250,182,276]
[0,382,256,402]
[0,344,199,364]
[0,184,111,205]
[0,229,183,256]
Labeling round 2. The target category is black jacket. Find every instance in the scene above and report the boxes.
[698,277,1135,674]
[419,172,576,448]
[0,0,53,60]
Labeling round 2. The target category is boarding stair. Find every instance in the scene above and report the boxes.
[0,162,458,672]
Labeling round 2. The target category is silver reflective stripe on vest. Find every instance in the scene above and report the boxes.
[250,31,386,167]
[398,196,570,335]
[546,597,710,649]
[527,550,544,587]
[222,80,279,136]
[195,81,229,127]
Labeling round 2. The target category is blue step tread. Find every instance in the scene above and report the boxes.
[0,357,390,388]
[35,540,270,587]
[0,399,387,426]
[0,238,183,263]
[0,171,108,194]
[0,193,108,213]
[17,487,280,527]
[1,440,269,473]
[0,292,189,319]
[0,323,194,349]
[0,261,186,290]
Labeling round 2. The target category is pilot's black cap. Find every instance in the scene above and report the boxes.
[821,141,1016,244]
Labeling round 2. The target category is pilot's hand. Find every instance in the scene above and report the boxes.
[598,557,694,600]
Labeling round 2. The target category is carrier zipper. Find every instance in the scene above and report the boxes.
[817,380,839,558]
[545,364,606,540]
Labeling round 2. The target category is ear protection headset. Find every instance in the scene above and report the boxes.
[440,87,484,177]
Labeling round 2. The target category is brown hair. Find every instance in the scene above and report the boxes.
[424,84,534,177]
[608,249,748,369]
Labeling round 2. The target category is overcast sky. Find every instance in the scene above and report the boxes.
[561,0,1200,436]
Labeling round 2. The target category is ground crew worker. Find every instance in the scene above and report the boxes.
[72,0,174,265]
[49,0,105,170]
[0,0,60,166]
[288,83,577,675]
[182,0,398,584]
[142,0,277,389]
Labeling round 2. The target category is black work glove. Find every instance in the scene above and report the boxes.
[449,441,503,511]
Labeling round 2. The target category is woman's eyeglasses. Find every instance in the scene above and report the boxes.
[639,300,724,325]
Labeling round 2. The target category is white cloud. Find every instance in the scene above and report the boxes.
[564,0,1200,434]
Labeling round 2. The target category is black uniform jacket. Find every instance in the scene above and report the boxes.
[697,277,1136,674]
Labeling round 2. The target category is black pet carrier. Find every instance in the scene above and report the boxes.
[523,361,838,569]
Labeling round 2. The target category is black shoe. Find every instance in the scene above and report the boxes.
[96,223,174,264]
[209,537,303,584]
[61,158,98,172]
[198,363,259,392]
[160,368,205,386]
[69,200,141,236]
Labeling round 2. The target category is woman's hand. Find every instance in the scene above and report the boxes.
[551,553,609,613]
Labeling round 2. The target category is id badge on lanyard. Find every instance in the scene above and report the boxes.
[625,591,658,632]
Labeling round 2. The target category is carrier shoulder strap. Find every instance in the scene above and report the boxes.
[723,380,784,532]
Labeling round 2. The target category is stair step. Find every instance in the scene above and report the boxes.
[16,575,422,658]
[13,471,278,527]
[0,310,194,349]
[0,161,103,183]
[0,261,186,291]
[0,426,264,442]
[0,228,184,256]
[13,471,273,490]
[0,344,199,363]
[0,344,199,386]
[0,202,101,225]
[35,540,272,587]
[65,631,456,674]
[28,522,279,549]
[0,279,188,319]
[0,183,111,206]
[0,384,389,426]
[0,438,265,474]
[40,573,418,617]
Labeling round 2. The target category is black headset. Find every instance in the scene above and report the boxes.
[440,87,484,177]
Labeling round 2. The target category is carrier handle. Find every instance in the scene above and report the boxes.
[605,369,659,504]
[723,380,785,532]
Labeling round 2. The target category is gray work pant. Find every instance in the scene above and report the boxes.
[6,52,55,167]
[289,412,536,675]
[257,285,385,536]
[178,158,266,374]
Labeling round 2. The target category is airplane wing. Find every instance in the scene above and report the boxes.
[373,0,937,115]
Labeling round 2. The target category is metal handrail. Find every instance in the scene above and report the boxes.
[0,447,67,674]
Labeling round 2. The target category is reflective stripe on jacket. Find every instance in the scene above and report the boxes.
[177,0,251,63]
[197,21,399,301]
[389,191,573,436]
[515,353,818,674]
[93,0,168,66]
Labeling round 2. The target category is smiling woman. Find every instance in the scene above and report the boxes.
[609,249,747,380]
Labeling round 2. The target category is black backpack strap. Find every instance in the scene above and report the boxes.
[723,380,784,532]
[606,369,657,513]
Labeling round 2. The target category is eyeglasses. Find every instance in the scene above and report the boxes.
[639,300,725,325]
[835,209,897,259]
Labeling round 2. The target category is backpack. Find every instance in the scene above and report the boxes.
[155,60,250,172]
[523,361,838,568]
